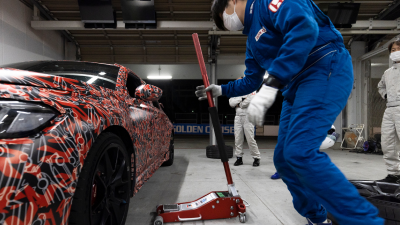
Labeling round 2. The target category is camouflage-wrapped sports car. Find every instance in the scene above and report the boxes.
[0,61,174,225]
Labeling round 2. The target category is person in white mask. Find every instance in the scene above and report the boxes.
[378,38,400,183]
[221,1,244,31]
[229,77,260,167]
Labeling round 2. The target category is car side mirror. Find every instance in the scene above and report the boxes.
[135,84,163,101]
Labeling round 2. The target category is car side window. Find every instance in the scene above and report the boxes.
[126,72,143,98]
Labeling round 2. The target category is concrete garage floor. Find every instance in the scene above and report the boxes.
[126,136,387,225]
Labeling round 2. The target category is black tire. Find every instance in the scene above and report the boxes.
[161,140,174,167]
[368,195,400,223]
[206,145,234,159]
[69,132,131,225]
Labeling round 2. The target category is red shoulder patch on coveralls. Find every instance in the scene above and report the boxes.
[269,0,284,13]
[255,27,267,41]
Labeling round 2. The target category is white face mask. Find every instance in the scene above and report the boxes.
[390,51,400,62]
[223,2,244,31]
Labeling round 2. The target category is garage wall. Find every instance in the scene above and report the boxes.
[125,54,247,80]
[0,0,64,65]
[125,63,247,80]
[371,54,390,79]
[372,65,389,79]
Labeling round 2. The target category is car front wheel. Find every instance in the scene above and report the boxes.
[69,132,131,225]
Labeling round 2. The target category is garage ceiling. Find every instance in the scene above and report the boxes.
[27,0,400,64]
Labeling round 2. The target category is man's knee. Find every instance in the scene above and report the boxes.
[283,145,311,167]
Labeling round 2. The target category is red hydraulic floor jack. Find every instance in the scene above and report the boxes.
[153,34,248,224]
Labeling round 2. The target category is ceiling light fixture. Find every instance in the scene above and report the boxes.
[147,65,172,80]
[371,63,389,67]
[147,75,172,80]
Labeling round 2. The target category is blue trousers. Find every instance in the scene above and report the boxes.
[274,43,384,225]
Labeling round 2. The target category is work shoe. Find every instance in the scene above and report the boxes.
[377,174,400,183]
[271,172,281,180]
[306,218,332,225]
[234,157,243,166]
[253,158,260,167]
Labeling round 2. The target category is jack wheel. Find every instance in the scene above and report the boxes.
[239,214,246,223]
[154,216,164,225]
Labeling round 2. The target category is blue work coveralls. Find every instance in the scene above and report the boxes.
[220,0,384,224]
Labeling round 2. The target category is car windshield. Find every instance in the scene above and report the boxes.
[1,61,119,89]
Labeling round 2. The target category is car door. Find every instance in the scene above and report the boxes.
[125,72,159,173]
[149,100,171,162]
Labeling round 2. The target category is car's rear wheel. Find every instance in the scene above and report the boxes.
[69,132,131,225]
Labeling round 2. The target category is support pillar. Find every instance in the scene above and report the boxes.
[209,35,219,146]
[210,62,217,145]
[33,5,40,21]
[64,42,77,60]
[348,41,367,126]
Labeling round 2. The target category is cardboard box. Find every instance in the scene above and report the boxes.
[264,125,279,136]
[256,126,264,136]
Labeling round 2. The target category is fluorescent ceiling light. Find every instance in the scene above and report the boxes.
[99,72,106,75]
[87,77,98,84]
[371,63,389,67]
[147,75,172,80]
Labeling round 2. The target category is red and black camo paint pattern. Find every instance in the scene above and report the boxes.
[135,84,163,101]
[0,64,173,225]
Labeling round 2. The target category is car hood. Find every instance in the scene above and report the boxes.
[0,68,88,92]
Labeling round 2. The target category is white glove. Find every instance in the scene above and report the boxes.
[195,84,222,101]
[247,85,278,126]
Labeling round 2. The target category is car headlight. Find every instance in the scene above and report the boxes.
[0,100,58,138]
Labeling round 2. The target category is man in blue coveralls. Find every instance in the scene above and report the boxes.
[195,0,384,224]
